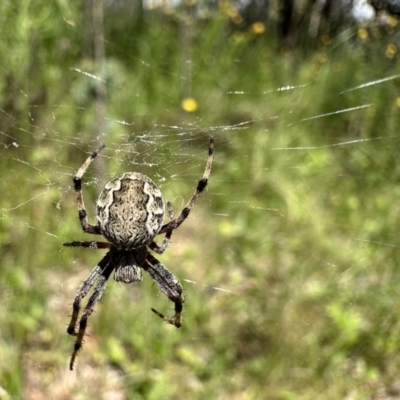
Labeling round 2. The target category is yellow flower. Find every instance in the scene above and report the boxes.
[250,22,266,35]
[385,44,397,59]
[358,28,368,40]
[181,98,198,112]
[388,16,398,28]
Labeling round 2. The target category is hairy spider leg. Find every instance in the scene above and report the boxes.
[63,241,112,249]
[67,252,112,335]
[159,136,214,235]
[144,253,184,328]
[73,144,105,235]
[67,263,103,337]
[148,201,174,254]
[68,252,114,370]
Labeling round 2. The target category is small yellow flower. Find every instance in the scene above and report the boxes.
[250,22,266,35]
[232,13,244,25]
[181,98,198,112]
[226,8,244,25]
[388,16,398,28]
[385,44,397,59]
[358,28,369,40]
[230,31,246,43]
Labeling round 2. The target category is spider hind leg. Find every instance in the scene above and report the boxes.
[144,254,184,328]
[151,305,183,328]
[68,252,114,370]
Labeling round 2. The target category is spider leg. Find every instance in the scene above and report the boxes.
[64,241,111,249]
[67,263,103,337]
[73,144,105,235]
[68,251,114,370]
[158,136,214,235]
[149,201,174,255]
[143,253,184,328]
[67,251,112,335]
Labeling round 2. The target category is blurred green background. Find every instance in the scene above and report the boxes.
[1,1,400,399]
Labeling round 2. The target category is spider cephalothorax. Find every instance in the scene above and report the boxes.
[64,138,214,370]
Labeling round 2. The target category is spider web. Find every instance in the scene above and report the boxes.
[1,4,400,399]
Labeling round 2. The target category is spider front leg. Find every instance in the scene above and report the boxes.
[73,144,105,235]
[159,136,214,235]
[64,241,111,249]
[144,253,184,328]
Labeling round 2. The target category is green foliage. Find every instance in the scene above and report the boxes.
[1,1,400,399]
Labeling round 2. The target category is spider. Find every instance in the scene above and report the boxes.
[64,137,214,370]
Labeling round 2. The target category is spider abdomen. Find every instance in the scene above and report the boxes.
[96,172,164,248]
